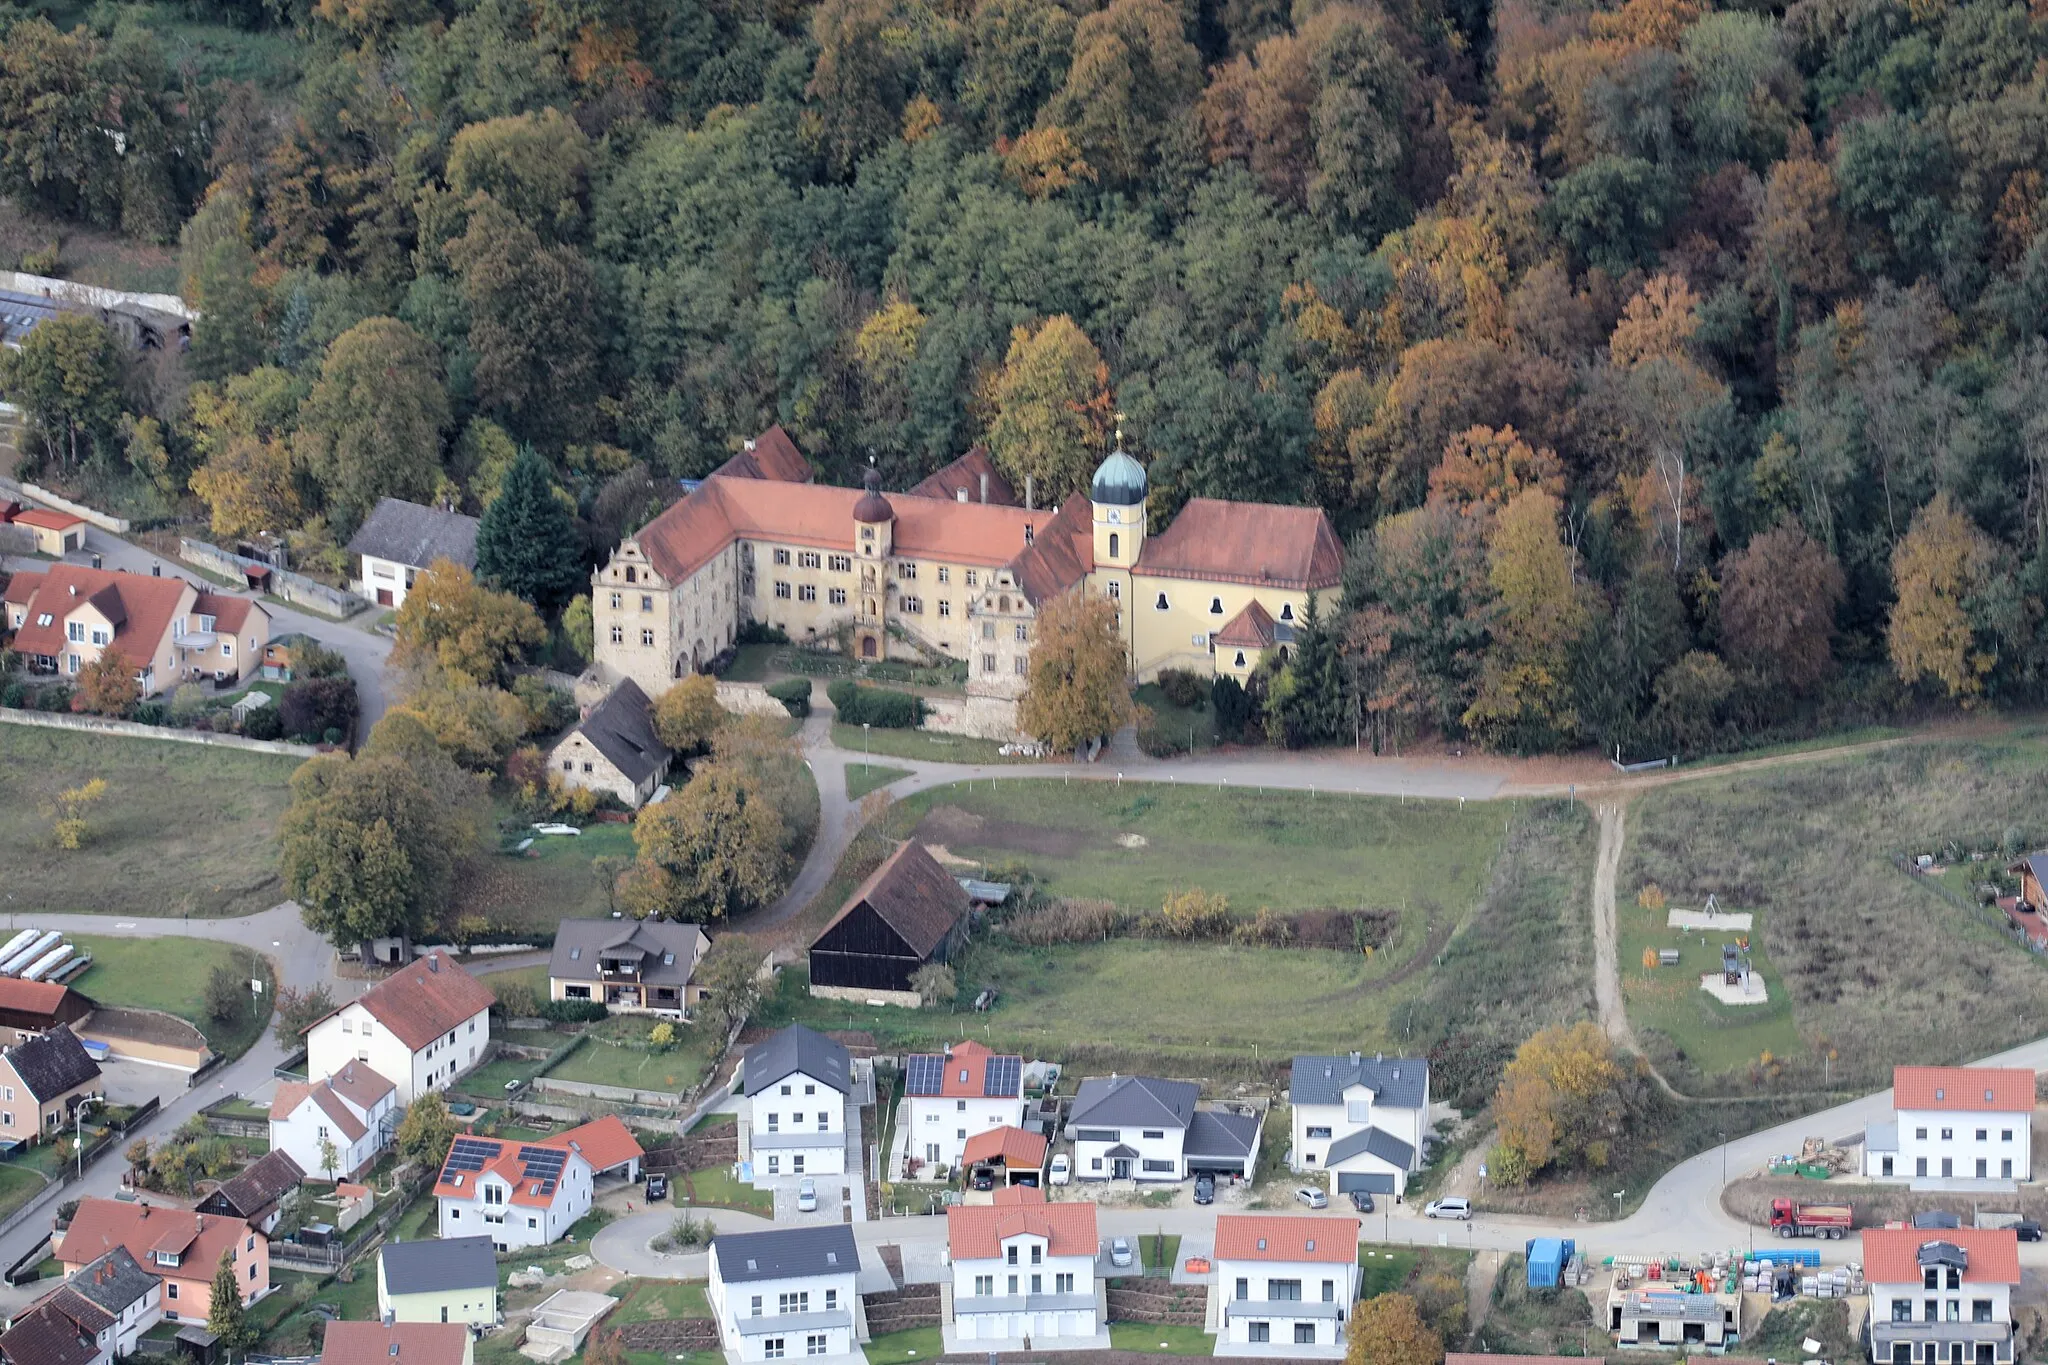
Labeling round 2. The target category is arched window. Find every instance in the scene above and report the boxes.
[624,566,637,584]
[1233,651,1246,668]
[999,595,1010,612]
[1108,532,1120,559]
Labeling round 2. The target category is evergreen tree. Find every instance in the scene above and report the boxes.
[474,446,585,613]
[208,1248,253,1349]
[1265,593,1346,748]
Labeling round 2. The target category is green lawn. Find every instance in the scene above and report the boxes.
[69,933,273,1057]
[545,1035,712,1093]
[846,763,913,801]
[1133,682,1220,756]
[679,1163,774,1215]
[862,1327,944,1361]
[720,644,780,682]
[0,724,302,918]
[455,819,640,934]
[831,723,1027,765]
[609,1279,712,1323]
[1617,899,1802,1077]
[689,1111,736,1135]
[486,964,551,1004]
[1357,1245,1472,1297]
[1108,1323,1215,1354]
[1140,1232,1182,1276]
[0,1165,47,1223]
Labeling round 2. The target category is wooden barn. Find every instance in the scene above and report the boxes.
[808,841,971,1007]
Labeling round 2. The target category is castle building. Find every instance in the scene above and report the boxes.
[589,428,1343,732]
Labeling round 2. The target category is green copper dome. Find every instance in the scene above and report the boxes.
[1089,449,1147,506]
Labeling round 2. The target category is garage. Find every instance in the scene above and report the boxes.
[1336,1172,1396,1194]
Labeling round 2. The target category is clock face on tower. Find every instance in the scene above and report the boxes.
[1107,509,1121,524]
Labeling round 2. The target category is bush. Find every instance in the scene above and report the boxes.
[1156,668,1205,709]
[132,701,166,725]
[242,705,284,741]
[1001,898,1133,945]
[37,685,73,712]
[292,640,349,679]
[537,998,609,1024]
[1,682,23,709]
[1211,674,1257,740]
[827,680,924,728]
[737,621,790,646]
[765,677,812,718]
[512,673,577,734]
[281,677,358,741]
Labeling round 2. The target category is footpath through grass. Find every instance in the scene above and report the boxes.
[70,933,273,1058]
[0,724,302,917]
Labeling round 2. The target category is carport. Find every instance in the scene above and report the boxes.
[1185,1109,1263,1181]
[1334,1172,1396,1194]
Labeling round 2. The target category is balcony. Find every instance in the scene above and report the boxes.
[1871,1320,2013,1362]
[953,1293,1096,1317]
[1223,1300,1344,1322]
[733,1310,851,1337]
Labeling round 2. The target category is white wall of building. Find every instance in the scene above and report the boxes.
[950,1235,1098,1343]
[1072,1125,1184,1182]
[1213,1257,1359,1348]
[307,1002,489,1105]
[908,1095,1026,1170]
[707,1264,859,1364]
[747,1070,846,1178]
[268,1090,392,1181]
[438,1156,592,1251]
[1888,1109,2032,1181]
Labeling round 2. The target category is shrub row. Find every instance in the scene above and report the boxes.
[827,680,924,728]
[999,895,1304,948]
[766,677,812,717]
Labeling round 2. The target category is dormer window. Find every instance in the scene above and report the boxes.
[35,613,52,627]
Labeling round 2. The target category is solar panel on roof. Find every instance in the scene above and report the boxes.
[444,1137,500,1173]
[984,1056,1021,1097]
[906,1054,944,1095]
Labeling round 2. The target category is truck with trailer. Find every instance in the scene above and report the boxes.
[1770,1198,1852,1239]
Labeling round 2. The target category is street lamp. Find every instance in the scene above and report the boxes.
[74,1096,101,1179]
[863,722,871,774]
[1718,1130,1727,1191]
[1613,1189,1625,1220]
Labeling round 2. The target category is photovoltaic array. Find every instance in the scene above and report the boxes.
[983,1055,1021,1097]
[905,1053,945,1096]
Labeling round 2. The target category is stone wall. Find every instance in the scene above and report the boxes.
[715,681,793,718]
[612,1319,719,1351]
[0,707,320,758]
[861,1284,941,1333]
[919,692,1022,741]
[1106,1281,1208,1326]
[5,481,130,534]
[177,538,367,619]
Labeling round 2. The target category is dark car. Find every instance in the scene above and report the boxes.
[1194,1173,1215,1205]
[970,1167,997,1191]
[644,1172,669,1202]
[2017,1221,2042,1242]
[1348,1190,1375,1213]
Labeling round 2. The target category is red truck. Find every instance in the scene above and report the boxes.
[1771,1198,1852,1239]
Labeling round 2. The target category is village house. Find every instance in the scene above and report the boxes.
[345,498,480,609]
[267,1062,397,1182]
[903,1041,1026,1174]
[61,1247,163,1356]
[55,1200,267,1323]
[808,841,971,1006]
[377,1236,499,1327]
[548,918,708,1016]
[1289,1052,1431,1198]
[194,1150,305,1236]
[707,1225,863,1365]
[0,978,93,1047]
[303,951,493,1104]
[0,1029,102,1146]
[1208,1214,1361,1357]
[321,1321,473,1365]
[1865,1226,2019,1365]
[1067,1076,1198,1183]
[3,566,270,695]
[546,679,673,808]
[588,428,1342,735]
[432,1116,643,1252]
[0,1286,121,1365]
[740,1025,852,1180]
[945,1186,1104,1350]
[1863,1067,2034,1184]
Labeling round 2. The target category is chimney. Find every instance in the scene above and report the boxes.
[1025,475,1034,511]
[428,955,439,973]
[1350,1051,1361,1065]
[384,1310,395,1328]
[980,471,989,504]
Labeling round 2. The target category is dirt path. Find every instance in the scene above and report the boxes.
[1590,803,1636,1051]
[1465,1248,1503,1347]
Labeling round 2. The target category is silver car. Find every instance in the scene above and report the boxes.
[1109,1237,1133,1267]
[1424,1197,1471,1220]
[1295,1186,1329,1209]
[797,1178,817,1213]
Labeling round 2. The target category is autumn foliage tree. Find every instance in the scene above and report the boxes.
[1888,494,2025,703]
[392,560,546,687]
[1463,490,1588,752]
[653,674,726,752]
[72,653,141,717]
[1490,1021,1628,1186]
[1718,523,1844,693]
[1018,591,1134,753]
[621,766,787,920]
[983,317,1114,504]
[1344,1293,1443,1365]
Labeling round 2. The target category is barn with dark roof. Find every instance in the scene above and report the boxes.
[807,841,971,1005]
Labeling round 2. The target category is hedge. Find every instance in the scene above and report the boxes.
[827,680,925,728]
[766,677,813,718]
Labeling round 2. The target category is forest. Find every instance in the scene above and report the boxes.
[1,0,2046,756]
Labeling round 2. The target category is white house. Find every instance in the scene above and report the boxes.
[904,1041,1026,1175]
[60,1247,163,1356]
[1863,1067,2034,1185]
[1209,1215,1361,1358]
[1289,1053,1431,1197]
[741,1025,850,1180]
[431,1117,643,1252]
[304,951,494,1104]
[1067,1075,1196,1182]
[945,1187,1105,1351]
[345,497,480,610]
[1863,1227,2019,1365]
[268,1062,397,1181]
[708,1225,863,1365]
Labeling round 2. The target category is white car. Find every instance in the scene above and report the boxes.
[1424,1197,1471,1220]
[1049,1154,1071,1186]
[1295,1186,1329,1209]
[797,1178,817,1213]
[531,823,581,836]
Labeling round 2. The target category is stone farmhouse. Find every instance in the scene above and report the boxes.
[589,428,1343,736]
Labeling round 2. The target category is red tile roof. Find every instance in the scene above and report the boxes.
[0,977,77,1018]
[57,1199,259,1281]
[320,1322,470,1365]
[5,566,192,667]
[710,425,814,484]
[1863,1227,2019,1285]
[962,1126,1048,1168]
[908,448,1018,507]
[1211,600,1277,649]
[557,1115,645,1173]
[2,573,40,607]
[433,1117,641,1207]
[1139,499,1345,589]
[1893,1066,2034,1112]
[1008,495,1094,604]
[194,591,264,635]
[12,509,84,532]
[947,1191,1097,1260]
[1213,1215,1360,1263]
[906,1041,1025,1099]
[273,1061,392,1144]
[0,1287,115,1365]
[317,952,495,1051]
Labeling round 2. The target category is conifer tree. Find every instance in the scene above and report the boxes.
[475,446,585,613]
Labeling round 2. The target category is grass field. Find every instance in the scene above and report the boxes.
[721,644,780,682]
[609,1278,711,1323]
[0,724,302,917]
[69,934,274,1057]
[486,964,550,1003]
[1107,1323,1214,1355]
[545,1034,713,1093]
[1617,901,1801,1077]
[454,821,639,933]
[831,723,1024,765]
[846,763,913,801]
[1357,1245,1473,1297]
[1133,682,1220,755]
[0,1165,47,1224]
[863,1327,944,1361]
[1477,1254,1602,1356]
[1623,737,2048,1092]
[678,1163,773,1215]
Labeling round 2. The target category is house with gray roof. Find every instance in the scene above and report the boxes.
[707,1226,860,1364]
[346,497,481,609]
[1289,1052,1430,1197]
[63,1247,161,1356]
[741,1026,854,1182]
[1067,1075,1198,1182]
[546,679,672,809]
[549,918,708,1016]
[376,1235,498,1326]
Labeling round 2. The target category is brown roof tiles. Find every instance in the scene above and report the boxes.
[818,842,969,959]
[315,952,494,1052]
[1139,499,1344,589]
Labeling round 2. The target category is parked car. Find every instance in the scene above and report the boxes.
[2018,1221,2043,1242]
[1109,1238,1133,1268]
[1049,1154,1071,1186]
[1348,1190,1375,1213]
[1295,1187,1329,1209]
[1013,1172,1040,1188]
[503,1079,525,1094]
[797,1178,817,1213]
[1194,1173,1215,1205]
[1424,1198,1471,1220]
[644,1172,669,1202]
[969,1166,997,1192]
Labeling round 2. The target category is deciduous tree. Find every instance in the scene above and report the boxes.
[396,1092,457,1168]
[294,318,452,531]
[1018,591,1135,753]
[1344,1293,1442,1365]
[910,962,957,1007]
[1463,490,1589,752]
[983,317,1114,505]
[392,560,546,687]
[447,109,590,242]
[623,767,787,920]
[72,653,140,718]
[1045,0,1202,188]
[1491,1021,1625,1183]
[445,196,601,443]
[0,313,124,471]
[1888,493,2023,703]
[1425,426,1563,518]
[190,434,303,542]
[696,934,763,1036]
[1718,523,1843,692]
[653,674,726,752]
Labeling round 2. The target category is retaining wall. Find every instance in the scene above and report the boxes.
[15,482,130,534]
[178,538,367,618]
[919,693,1023,741]
[533,1076,683,1109]
[1105,1281,1208,1326]
[0,271,196,322]
[714,681,793,718]
[0,706,320,758]
[612,1320,719,1351]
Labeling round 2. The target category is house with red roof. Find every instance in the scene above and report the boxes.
[903,1041,1026,1176]
[1207,1214,1360,1357]
[303,951,493,1104]
[1863,1226,2019,1365]
[945,1187,1105,1350]
[54,1199,267,1326]
[1863,1067,2033,1185]
[432,1117,643,1252]
[2,565,269,695]
[267,1060,397,1181]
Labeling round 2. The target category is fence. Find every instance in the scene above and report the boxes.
[200,1097,268,1140]
[0,707,322,758]
[15,482,131,534]
[272,1177,420,1273]
[177,538,367,619]
[0,1094,158,1257]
